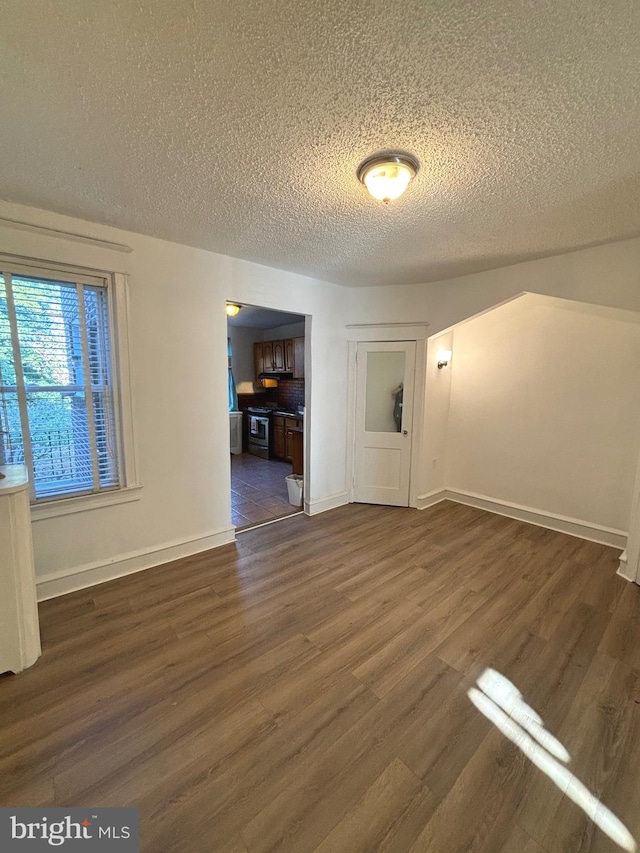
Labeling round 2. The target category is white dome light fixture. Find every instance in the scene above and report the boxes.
[357,151,420,203]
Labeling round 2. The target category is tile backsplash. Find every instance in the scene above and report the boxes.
[238,379,305,412]
[272,379,305,411]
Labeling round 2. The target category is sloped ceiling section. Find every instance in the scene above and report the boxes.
[1,0,639,286]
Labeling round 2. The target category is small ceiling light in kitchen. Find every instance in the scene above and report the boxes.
[357,151,420,203]
[226,303,241,317]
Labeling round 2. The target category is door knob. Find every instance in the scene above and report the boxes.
[403,429,408,435]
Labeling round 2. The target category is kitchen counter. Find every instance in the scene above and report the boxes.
[274,410,304,418]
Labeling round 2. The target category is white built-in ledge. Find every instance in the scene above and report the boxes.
[0,465,41,673]
[30,483,143,521]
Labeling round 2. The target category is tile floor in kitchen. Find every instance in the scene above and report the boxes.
[231,452,302,530]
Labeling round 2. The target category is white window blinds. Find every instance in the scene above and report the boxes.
[0,265,120,501]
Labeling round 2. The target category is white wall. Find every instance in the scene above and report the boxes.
[445,294,640,532]
[0,201,348,594]
[422,330,454,496]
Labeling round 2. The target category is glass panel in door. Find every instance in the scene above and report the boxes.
[364,350,405,433]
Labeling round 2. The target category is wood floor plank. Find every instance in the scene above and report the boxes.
[590,667,640,853]
[516,651,635,850]
[1,501,637,853]
[0,774,57,809]
[219,836,249,853]
[514,561,587,640]
[241,656,461,853]
[262,599,425,720]
[79,696,277,809]
[352,584,487,698]
[53,633,319,803]
[538,655,638,853]
[434,576,538,674]
[407,730,531,853]
[0,675,170,802]
[163,630,320,697]
[496,823,545,853]
[310,758,432,853]
[138,675,379,851]
[599,580,640,669]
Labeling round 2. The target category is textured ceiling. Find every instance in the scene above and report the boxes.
[1,0,639,286]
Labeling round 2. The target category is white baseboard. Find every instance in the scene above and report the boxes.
[36,527,237,601]
[616,549,636,581]
[415,489,447,510]
[305,491,349,516]
[417,488,626,550]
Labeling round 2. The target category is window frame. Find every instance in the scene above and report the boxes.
[0,255,140,518]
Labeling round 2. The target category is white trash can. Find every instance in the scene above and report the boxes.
[285,474,303,506]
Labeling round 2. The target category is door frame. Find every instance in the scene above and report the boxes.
[619,442,640,584]
[346,323,429,508]
[226,306,311,526]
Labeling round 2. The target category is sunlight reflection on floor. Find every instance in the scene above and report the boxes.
[468,668,636,852]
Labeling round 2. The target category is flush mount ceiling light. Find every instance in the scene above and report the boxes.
[226,303,241,317]
[357,151,420,203]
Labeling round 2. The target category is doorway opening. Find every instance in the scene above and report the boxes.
[227,303,307,531]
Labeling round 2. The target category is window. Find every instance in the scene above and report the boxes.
[0,258,136,507]
[228,337,238,412]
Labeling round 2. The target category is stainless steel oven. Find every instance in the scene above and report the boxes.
[247,409,272,459]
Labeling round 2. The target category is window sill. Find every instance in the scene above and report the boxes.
[30,484,143,521]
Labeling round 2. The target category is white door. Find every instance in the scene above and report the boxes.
[353,341,416,506]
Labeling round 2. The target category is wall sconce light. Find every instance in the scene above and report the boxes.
[357,151,420,203]
[226,303,241,317]
[437,349,452,369]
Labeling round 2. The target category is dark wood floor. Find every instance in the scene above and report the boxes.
[1,501,639,852]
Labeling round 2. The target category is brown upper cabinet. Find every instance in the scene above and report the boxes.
[284,338,294,373]
[272,339,286,371]
[257,339,285,373]
[293,337,304,379]
[254,337,304,380]
[253,341,264,378]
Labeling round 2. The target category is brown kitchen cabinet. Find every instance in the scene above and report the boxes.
[273,416,303,463]
[272,339,286,371]
[284,417,303,462]
[273,416,286,459]
[253,342,263,378]
[289,425,303,475]
[284,338,295,373]
[293,336,304,379]
[254,339,288,378]
[284,337,304,376]
[262,340,274,373]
